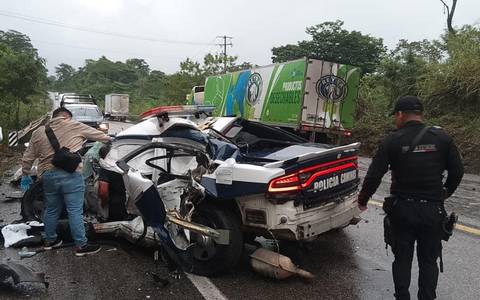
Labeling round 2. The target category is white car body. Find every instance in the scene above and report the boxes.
[110,115,361,241]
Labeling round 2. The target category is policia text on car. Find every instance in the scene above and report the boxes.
[357,96,464,300]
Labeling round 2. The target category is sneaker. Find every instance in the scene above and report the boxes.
[44,238,63,250]
[75,243,101,257]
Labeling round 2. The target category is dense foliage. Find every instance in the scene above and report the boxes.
[271,20,385,74]
[0,30,48,135]
[354,26,480,172]
[50,53,252,117]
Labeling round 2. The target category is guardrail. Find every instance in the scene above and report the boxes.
[6,114,48,147]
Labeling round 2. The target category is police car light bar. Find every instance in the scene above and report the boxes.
[140,105,216,120]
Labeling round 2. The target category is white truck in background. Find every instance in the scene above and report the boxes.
[105,94,129,121]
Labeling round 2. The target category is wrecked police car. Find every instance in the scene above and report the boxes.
[21,107,361,276]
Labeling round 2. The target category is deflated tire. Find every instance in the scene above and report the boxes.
[189,203,243,276]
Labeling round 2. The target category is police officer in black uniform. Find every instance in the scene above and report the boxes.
[357,96,464,300]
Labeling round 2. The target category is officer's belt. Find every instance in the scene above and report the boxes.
[399,197,440,204]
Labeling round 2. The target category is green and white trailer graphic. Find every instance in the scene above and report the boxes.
[199,58,360,136]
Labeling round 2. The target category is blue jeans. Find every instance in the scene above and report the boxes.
[42,170,87,247]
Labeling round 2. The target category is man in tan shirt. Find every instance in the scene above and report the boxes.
[21,107,111,256]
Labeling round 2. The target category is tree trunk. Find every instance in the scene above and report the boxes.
[440,0,458,34]
[15,99,20,130]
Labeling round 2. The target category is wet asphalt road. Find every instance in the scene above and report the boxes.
[0,182,204,300]
[1,121,479,299]
[1,178,479,300]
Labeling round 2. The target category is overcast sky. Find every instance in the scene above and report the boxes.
[1,0,479,75]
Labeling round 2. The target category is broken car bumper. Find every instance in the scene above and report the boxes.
[240,191,359,241]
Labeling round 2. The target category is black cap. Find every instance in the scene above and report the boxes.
[390,96,424,115]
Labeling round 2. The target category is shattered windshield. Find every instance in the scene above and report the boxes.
[69,107,102,118]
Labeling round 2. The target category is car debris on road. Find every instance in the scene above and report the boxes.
[0,261,48,289]
[250,248,315,280]
[1,221,43,248]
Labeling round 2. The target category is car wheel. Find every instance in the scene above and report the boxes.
[189,203,243,276]
[21,179,70,221]
[21,179,45,221]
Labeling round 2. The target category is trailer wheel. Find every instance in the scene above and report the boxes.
[189,203,243,276]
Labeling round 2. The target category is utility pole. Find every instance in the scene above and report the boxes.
[216,35,233,72]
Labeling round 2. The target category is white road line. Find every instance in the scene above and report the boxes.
[186,273,228,300]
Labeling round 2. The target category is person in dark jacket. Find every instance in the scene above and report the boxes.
[357,96,464,300]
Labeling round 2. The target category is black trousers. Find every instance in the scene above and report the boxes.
[390,200,444,300]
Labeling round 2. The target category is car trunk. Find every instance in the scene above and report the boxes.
[264,142,360,209]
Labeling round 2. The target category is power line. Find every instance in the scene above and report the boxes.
[32,39,180,61]
[191,37,218,62]
[216,35,232,72]
[0,9,214,46]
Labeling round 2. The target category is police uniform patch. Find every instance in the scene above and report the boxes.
[413,144,437,153]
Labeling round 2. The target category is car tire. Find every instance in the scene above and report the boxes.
[21,179,69,222]
[189,203,243,277]
[21,179,45,221]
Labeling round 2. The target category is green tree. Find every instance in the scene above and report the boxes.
[419,25,480,115]
[143,70,167,99]
[49,53,254,117]
[356,25,480,172]
[376,39,443,103]
[126,58,150,77]
[54,56,139,100]
[126,58,151,98]
[53,63,76,91]
[55,63,76,82]
[168,53,253,102]
[271,20,385,74]
[0,30,41,58]
[180,53,252,78]
[0,30,47,130]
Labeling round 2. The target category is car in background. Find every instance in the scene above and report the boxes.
[63,103,108,132]
[54,93,109,133]
[63,102,109,155]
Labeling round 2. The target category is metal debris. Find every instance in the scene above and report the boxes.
[0,261,48,288]
[4,191,24,201]
[250,248,315,280]
[18,243,75,259]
